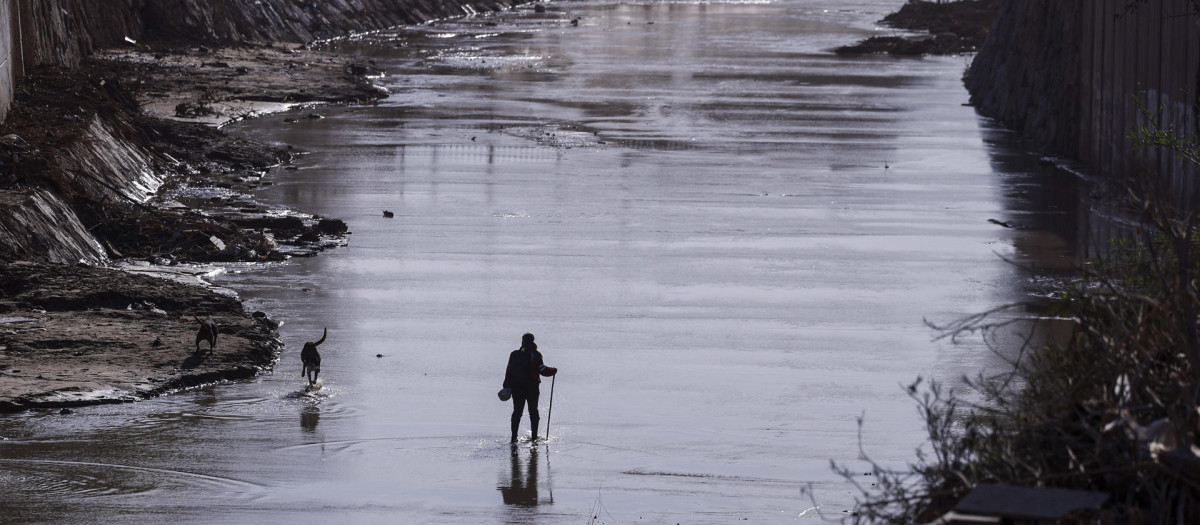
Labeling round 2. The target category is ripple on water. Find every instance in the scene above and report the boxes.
[119,385,360,432]
[0,459,267,501]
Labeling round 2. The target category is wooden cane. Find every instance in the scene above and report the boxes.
[545,373,555,441]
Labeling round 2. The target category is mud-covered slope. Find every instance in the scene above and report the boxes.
[139,0,513,44]
[19,0,514,71]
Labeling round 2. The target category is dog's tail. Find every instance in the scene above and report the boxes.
[313,327,327,347]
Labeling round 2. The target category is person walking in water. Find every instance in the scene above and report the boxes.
[503,333,557,443]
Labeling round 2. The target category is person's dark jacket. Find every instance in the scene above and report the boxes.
[503,346,556,389]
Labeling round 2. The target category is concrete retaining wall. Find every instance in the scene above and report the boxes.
[967,0,1200,203]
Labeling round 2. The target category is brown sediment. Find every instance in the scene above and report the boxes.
[0,261,281,412]
[836,0,1002,56]
[96,41,388,124]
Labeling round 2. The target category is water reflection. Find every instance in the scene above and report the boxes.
[983,124,1084,272]
[300,404,320,433]
[498,445,549,507]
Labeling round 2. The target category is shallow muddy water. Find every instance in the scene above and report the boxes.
[1,1,1085,523]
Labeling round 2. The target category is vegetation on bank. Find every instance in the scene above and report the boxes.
[837,104,1200,522]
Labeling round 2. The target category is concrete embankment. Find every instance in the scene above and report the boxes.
[966,0,1199,202]
[0,110,167,264]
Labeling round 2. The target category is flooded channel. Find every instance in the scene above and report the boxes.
[1,1,1084,523]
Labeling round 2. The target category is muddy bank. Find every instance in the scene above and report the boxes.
[836,0,1001,56]
[0,0,514,122]
[0,42,381,411]
[0,262,282,412]
[99,42,388,125]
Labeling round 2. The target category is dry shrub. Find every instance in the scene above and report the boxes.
[835,98,1200,523]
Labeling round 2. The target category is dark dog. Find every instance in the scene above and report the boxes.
[194,317,218,354]
[300,328,327,387]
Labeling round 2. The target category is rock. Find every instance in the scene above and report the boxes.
[231,216,306,233]
[247,231,279,253]
[347,62,383,77]
[252,311,281,330]
[175,101,215,118]
[317,218,348,234]
[297,230,320,243]
[1,134,30,148]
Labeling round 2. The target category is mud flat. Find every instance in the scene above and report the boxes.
[97,42,387,125]
[836,0,1001,56]
[0,42,382,412]
[0,262,281,412]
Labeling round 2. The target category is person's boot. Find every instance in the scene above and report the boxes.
[511,417,520,444]
[530,418,540,443]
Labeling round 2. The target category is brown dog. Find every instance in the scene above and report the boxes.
[300,328,327,387]
[194,317,218,354]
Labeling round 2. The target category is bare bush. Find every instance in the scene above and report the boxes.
[835,97,1200,523]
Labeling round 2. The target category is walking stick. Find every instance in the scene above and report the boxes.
[545,373,555,442]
